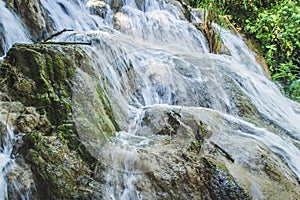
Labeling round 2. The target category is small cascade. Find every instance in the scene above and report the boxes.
[0,115,30,200]
[0,121,15,200]
[40,0,106,32]
[0,0,31,56]
[103,108,150,199]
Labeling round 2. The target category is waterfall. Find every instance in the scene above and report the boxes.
[1,0,300,199]
[40,0,107,31]
[69,0,300,198]
[0,0,31,56]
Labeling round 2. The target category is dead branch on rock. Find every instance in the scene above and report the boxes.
[40,41,92,45]
[210,141,235,163]
[43,29,74,42]
[40,29,92,45]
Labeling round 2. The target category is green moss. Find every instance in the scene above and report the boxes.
[1,43,118,199]
[3,44,80,124]
[23,131,43,147]
[1,44,101,198]
[22,131,96,199]
[96,84,120,132]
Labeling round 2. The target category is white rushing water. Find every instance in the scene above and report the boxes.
[0,0,31,56]
[1,0,300,199]
[41,0,106,31]
[0,121,15,200]
[0,115,30,200]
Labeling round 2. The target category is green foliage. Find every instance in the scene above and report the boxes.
[221,0,279,28]
[272,62,300,102]
[185,0,232,53]
[186,0,231,27]
[244,1,300,102]
[185,0,300,102]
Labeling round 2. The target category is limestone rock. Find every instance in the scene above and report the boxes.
[14,107,51,133]
[110,0,123,11]
[86,0,108,18]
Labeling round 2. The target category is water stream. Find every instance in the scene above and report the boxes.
[0,115,30,200]
[0,0,31,56]
[1,0,300,199]
[0,117,15,200]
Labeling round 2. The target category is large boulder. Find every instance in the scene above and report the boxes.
[0,43,118,199]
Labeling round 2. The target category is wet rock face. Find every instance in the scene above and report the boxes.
[7,158,37,199]
[110,0,123,11]
[0,102,37,199]
[0,44,109,199]
[0,29,4,56]
[4,0,53,41]
[100,105,250,200]
[146,156,250,200]
[14,107,51,133]
[3,44,83,125]
[86,0,108,18]
[22,133,100,199]
[103,104,300,200]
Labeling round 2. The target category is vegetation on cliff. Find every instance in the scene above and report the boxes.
[185,0,300,102]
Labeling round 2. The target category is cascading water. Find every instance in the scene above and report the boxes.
[104,109,146,200]
[0,0,31,56]
[69,0,300,198]
[0,115,30,200]
[40,0,107,31]
[1,0,300,199]
[0,117,14,200]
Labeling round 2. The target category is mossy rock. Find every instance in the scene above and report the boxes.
[0,43,119,199]
[22,132,100,199]
[3,43,85,124]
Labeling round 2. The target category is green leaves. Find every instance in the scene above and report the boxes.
[185,0,300,102]
[244,1,300,101]
[272,62,300,100]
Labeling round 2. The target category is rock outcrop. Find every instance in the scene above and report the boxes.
[0,44,117,199]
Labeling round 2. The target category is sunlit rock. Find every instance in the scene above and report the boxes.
[86,0,108,18]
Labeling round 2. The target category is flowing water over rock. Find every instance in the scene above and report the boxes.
[0,115,32,199]
[1,0,300,199]
[0,116,15,200]
[0,0,31,56]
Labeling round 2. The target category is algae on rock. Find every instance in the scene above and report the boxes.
[0,43,119,199]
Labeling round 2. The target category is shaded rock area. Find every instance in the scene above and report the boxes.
[146,156,250,200]
[2,44,77,125]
